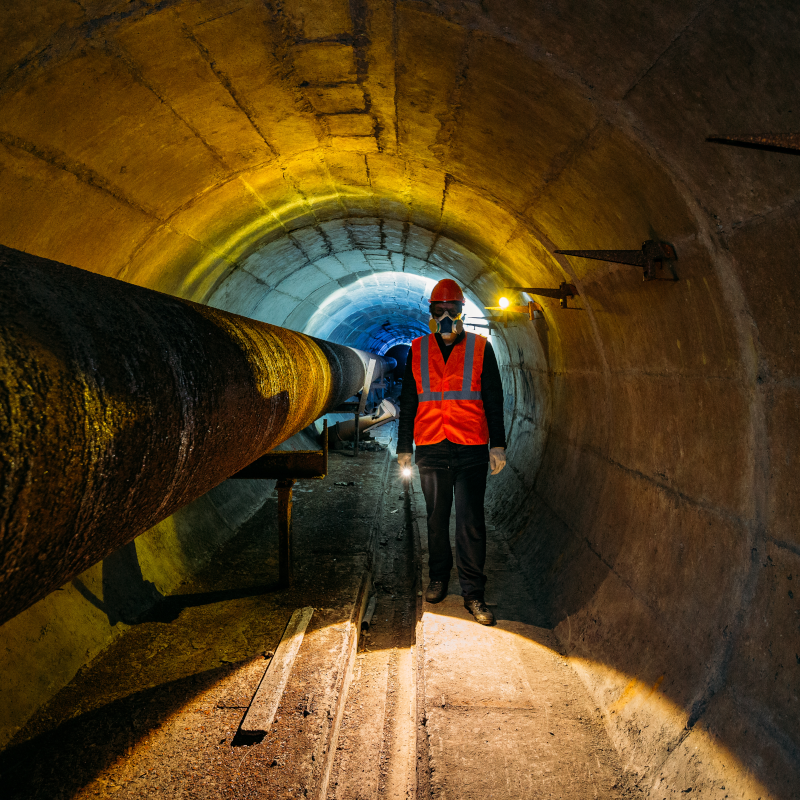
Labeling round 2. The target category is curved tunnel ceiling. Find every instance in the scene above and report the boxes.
[1,1,800,797]
[0,0,726,307]
[206,220,487,352]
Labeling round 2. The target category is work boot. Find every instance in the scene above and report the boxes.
[425,580,448,603]
[464,598,494,625]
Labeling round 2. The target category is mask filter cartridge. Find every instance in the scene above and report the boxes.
[429,313,464,335]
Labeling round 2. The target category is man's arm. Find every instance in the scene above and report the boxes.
[396,349,418,454]
[480,341,507,450]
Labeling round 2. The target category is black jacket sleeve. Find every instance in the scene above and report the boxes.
[395,337,507,453]
[396,349,418,454]
[480,342,507,449]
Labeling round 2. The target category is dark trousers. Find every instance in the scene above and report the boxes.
[419,464,489,599]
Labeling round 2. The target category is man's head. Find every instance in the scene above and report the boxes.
[428,279,465,342]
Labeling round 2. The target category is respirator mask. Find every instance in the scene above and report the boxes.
[428,303,464,335]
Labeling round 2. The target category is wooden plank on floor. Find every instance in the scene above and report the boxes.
[241,606,314,735]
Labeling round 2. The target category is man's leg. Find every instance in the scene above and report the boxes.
[453,463,489,600]
[418,468,455,598]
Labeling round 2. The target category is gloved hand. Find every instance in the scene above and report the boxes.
[489,447,507,476]
[398,452,412,470]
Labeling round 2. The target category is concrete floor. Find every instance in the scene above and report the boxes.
[1,432,638,799]
[413,470,638,800]
[330,459,639,800]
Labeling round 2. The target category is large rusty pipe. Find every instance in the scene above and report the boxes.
[0,245,368,625]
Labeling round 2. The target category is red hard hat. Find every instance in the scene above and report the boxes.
[429,279,464,304]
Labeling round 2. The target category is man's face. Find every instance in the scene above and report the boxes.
[432,302,463,318]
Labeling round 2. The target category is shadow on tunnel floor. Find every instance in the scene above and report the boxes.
[487,487,611,628]
[1,448,393,798]
[0,663,245,799]
[134,581,284,624]
[0,494,295,799]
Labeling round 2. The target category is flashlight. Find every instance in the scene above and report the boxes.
[402,467,411,478]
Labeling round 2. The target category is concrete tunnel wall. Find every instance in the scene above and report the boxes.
[0,0,798,796]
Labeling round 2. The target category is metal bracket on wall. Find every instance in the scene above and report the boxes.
[707,133,800,153]
[506,282,578,309]
[554,240,678,282]
[230,420,328,588]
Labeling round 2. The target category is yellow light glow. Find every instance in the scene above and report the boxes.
[498,296,510,309]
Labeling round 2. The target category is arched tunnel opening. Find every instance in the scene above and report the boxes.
[1,2,799,798]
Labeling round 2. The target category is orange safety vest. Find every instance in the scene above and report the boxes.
[411,332,490,446]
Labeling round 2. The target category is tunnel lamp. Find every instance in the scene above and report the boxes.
[484,298,543,326]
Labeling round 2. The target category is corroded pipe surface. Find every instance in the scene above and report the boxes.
[0,245,366,625]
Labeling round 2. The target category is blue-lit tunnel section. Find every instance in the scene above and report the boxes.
[205,221,489,354]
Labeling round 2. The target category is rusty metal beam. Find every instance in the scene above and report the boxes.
[0,245,368,625]
[230,423,328,588]
[231,449,328,481]
[554,240,677,281]
[276,479,296,589]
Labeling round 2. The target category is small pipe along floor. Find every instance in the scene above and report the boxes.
[326,455,418,800]
[1,430,639,799]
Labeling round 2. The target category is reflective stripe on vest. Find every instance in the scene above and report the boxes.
[418,334,482,402]
[411,332,489,446]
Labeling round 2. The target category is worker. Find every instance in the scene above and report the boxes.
[397,278,506,625]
